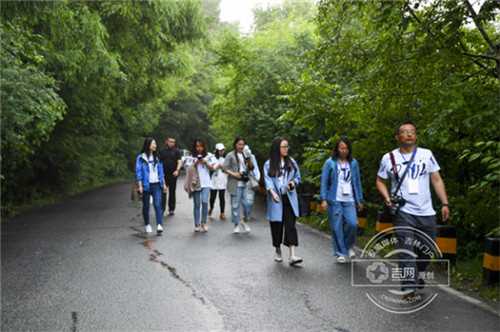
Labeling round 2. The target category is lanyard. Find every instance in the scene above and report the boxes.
[280,162,287,184]
[399,147,417,175]
[337,160,348,181]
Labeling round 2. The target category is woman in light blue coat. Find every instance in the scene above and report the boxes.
[264,137,302,265]
[320,137,364,263]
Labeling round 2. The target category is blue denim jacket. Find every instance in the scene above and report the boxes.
[135,153,165,192]
[264,158,301,222]
[319,157,364,206]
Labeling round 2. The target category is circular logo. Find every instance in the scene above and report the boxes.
[353,226,448,314]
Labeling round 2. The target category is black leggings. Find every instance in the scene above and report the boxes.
[209,189,225,213]
[270,195,298,248]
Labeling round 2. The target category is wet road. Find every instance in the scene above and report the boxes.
[2,178,499,331]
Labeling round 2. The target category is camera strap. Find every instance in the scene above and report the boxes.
[390,148,416,196]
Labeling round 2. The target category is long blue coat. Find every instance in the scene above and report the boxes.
[263,158,301,222]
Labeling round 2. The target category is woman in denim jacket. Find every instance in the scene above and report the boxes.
[135,138,168,234]
[320,137,364,263]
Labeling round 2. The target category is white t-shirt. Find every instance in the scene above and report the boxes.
[185,154,217,188]
[148,156,159,183]
[237,153,248,187]
[211,156,228,190]
[377,147,440,216]
[336,161,354,203]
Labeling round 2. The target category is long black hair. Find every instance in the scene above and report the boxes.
[190,137,208,157]
[331,137,353,162]
[141,137,158,166]
[233,136,246,150]
[268,136,296,177]
[214,148,226,159]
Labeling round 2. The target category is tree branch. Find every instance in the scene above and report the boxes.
[463,0,498,54]
[462,51,499,61]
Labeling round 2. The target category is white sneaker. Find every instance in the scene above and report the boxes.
[275,251,283,262]
[233,225,240,234]
[157,224,163,233]
[240,220,250,233]
[145,224,152,233]
[289,255,303,265]
[336,256,346,264]
[348,249,356,259]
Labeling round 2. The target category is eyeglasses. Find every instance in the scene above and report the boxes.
[401,130,416,135]
[339,148,349,152]
[280,146,290,149]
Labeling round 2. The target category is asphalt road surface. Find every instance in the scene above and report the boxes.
[2,178,499,331]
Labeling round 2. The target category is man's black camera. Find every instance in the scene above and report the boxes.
[389,196,406,215]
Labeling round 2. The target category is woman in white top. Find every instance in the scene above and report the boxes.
[208,143,228,220]
[184,137,217,232]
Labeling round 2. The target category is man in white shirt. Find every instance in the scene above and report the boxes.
[376,121,450,297]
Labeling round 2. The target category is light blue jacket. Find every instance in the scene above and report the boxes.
[135,153,165,192]
[249,154,260,180]
[319,157,364,206]
[264,158,301,222]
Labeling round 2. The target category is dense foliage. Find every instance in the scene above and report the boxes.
[2,0,499,252]
[1,0,207,215]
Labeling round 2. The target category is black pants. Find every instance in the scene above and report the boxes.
[209,189,225,213]
[270,195,298,248]
[161,174,178,212]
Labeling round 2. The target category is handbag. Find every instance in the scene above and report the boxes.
[248,176,260,191]
[131,183,143,201]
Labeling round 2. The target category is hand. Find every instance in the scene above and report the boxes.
[384,197,393,207]
[442,206,450,221]
[272,193,280,203]
[163,186,168,194]
[234,172,242,180]
[287,181,296,192]
[357,203,364,212]
[138,186,143,194]
[321,200,327,211]
[173,170,179,177]
[218,164,223,169]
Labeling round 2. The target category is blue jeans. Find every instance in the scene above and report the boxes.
[142,182,163,226]
[230,187,246,224]
[327,201,358,257]
[193,187,210,226]
[242,188,255,220]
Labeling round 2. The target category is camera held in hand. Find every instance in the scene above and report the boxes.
[197,155,203,161]
[389,195,406,216]
[242,147,252,159]
[240,173,250,182]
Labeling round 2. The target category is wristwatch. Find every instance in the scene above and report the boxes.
[442,203,451,208]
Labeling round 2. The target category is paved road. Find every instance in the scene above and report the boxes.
[2,178,499,331]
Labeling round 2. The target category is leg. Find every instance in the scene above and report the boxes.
[242,188,255,220]
[343,202,358,250]
[282,195,298,247]
[230,194,240,224]
[219,190,226,214]
[161,191,167,213]
[151,183,163,226]
[168,176,177,212]
[201,187,210,224]
[270,221,284,248]
[209,189,217,210]
[393,211,419,291]
[414,215,437,275]
[327,202,347,256]
[192,191,201,226]
[142,190,151,225]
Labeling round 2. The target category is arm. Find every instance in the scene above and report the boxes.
[376,176,392,207]
[354,161,364,211]
[135,159,144,193]
[173,159,182,177]
[430,171,450,221]
[222,154,242,179]
[251,155,260,180]
[319,160,331,210]
[264,162,280,203]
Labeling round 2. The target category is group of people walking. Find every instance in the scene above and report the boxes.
[136,122,450,296]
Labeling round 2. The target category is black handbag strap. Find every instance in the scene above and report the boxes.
[390,148,417,195]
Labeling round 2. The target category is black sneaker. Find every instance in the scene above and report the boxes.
[169,211,175,216]
[418,278,425,289]
[401,289,416,300]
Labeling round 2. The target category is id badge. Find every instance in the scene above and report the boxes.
[408,178,419,194]
[343,183,351,195]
